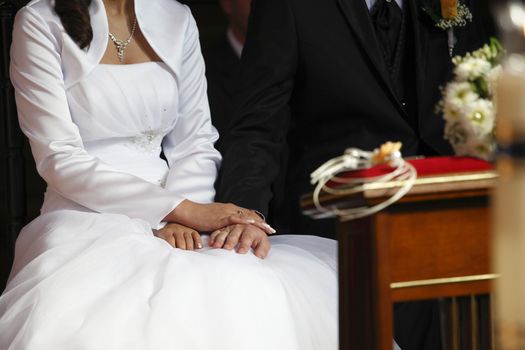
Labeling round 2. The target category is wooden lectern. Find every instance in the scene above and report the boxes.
[301,158,497,349]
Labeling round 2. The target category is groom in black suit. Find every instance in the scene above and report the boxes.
[204,0,251,138]
[215,0,491,237]
[215,0,492,349]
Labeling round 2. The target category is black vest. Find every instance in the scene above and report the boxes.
[386,2,418,131]
[371,1,418,131]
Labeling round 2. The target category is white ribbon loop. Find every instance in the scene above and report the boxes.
[310,142,417,221]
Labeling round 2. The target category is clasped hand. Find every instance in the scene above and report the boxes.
[154,222,271,259]
[157,200,275,258]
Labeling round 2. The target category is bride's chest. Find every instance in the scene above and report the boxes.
[65,63,179,142]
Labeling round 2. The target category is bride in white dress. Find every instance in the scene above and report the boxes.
[0,0,339,349]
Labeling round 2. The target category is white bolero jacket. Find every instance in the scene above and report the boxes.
[10,0,221,228]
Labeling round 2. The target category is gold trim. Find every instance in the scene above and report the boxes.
[307,171,497,205]
[337,171,498,195]
[390,274,500,289]
[301,171,497,209]
[366,172,497,191]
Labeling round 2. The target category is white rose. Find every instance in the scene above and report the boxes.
[464,99,495,136]
[454,58,492,81]
[442,101,461,122]
[473,45,493,61]
[444,82,479,114]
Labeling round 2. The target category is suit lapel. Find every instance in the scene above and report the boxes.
[408,0,429,108]
[336,0,403,113]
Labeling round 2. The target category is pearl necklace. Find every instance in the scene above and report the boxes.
[108,16,138,63]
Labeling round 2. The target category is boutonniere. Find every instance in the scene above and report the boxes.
[422,0,473,56]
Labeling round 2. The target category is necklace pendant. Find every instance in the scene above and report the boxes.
[108,16,138,64]
[116,44,126,63]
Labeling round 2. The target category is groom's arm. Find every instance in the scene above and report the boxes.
[215,0,298,217]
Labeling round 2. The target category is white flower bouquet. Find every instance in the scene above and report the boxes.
[438,38,503,160]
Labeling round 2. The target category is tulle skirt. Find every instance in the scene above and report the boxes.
[0,209,338,349]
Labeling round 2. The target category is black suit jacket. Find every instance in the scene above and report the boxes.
[215,0,491,235]
[203,38,239,141]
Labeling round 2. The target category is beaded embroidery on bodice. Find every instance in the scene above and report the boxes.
[67,62,177,152]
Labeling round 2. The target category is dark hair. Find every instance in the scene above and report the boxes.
[54,0,93,49]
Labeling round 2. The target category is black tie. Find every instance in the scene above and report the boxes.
[370,0,403,74]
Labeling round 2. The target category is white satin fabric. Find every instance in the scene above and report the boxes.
[0,1,340,349]
[10,0,220,228]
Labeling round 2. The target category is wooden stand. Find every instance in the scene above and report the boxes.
[303,171,496,349]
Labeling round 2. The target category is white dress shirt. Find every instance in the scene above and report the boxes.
[366,0,403,11]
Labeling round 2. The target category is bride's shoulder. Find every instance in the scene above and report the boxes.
[135,0,195,24]
[147,0,192,13]
[15,0,59,23]
[136,0,197,36]
[12,0,65,43]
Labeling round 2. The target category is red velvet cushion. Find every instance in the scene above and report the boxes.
[328,156,493,183]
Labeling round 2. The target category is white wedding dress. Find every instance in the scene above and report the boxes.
[0,62,339,349]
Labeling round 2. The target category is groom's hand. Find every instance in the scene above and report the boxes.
[166,200,276,234]
[209,224,271,259]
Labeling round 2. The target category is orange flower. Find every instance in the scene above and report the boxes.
[441,0,458,19]
[371,142,402,165]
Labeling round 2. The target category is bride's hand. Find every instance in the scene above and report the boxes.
[153,223,203,250]
[166,200,276,234]
[209,224,271,259]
